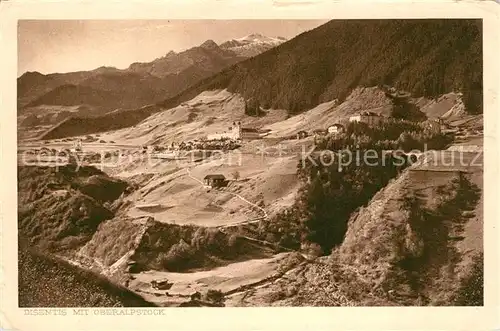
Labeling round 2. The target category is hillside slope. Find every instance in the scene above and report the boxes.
[18,246,156,307]
[18,165,129,252]
[26,84,121,110]
[232,152,483,306]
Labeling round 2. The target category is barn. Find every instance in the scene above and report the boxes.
[204,174,227,188]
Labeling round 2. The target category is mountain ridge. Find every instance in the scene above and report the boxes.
[18,33,285,116]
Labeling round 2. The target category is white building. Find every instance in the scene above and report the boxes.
[207,122,242,141]
[206,122,268,141]
[70,139,82,153]
[327,124,345,134]
[349,111,383,126]
[424,118,444,134]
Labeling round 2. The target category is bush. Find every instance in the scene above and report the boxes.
[390,98,426,122]
[231,170,240,181]
[244,98,264,117]
[285,285,298,297]
[187,112,198,122]
[263,289,287,303]
[277,252,305,273]
[304,242,324,257]
[454,253,483,306]
[191,227,235,256]
[228,234,238,248]
[204,289,225,306]
[160,240,196,270]
[59,236,85,250]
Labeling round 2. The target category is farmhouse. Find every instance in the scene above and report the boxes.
[204,174,227,188]
[296,130,308,139]
[349,111,383,126]
[71,139,83,152]
[327,124,345,134]
[151,279,173,290]
[424,119,443,133]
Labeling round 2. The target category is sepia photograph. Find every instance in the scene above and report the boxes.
[14,17,486,309]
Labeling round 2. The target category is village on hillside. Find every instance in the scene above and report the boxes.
[37,100,454,172]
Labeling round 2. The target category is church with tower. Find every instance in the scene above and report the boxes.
[206,121,266,141]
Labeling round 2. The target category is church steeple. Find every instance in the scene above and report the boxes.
[232,121,242,139]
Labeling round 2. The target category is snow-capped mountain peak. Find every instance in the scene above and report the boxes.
[220,33,287,57]
[236,33,285,45]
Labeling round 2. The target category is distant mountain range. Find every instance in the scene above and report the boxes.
[18,33,287,126]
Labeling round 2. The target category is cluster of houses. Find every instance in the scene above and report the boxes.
[296,111,382,140]
[177,140,240,151]
[140,122,269,155]
[295,111,447,142]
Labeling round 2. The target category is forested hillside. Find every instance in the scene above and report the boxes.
[160,19,482,115]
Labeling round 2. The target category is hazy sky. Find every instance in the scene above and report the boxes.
[18,20,328,75]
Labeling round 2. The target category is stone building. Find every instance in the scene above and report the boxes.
[349,111,383,126]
